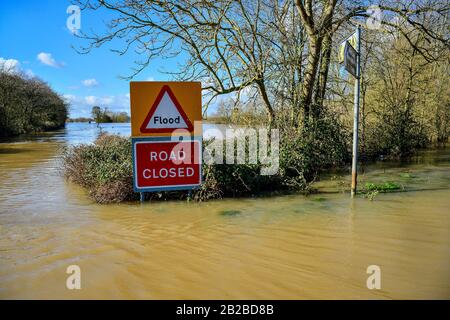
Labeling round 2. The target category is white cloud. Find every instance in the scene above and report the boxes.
[0,57,20,73]
[0,57,35,78]
[101,96,114,105]
[146,76,155,81]
[83,95,114,106]
[82,78,99,87]
[25,69,35,78]
[37,52,64,68]
[65,94,130,117]
[85,96,98,105]
[63,94,77,104]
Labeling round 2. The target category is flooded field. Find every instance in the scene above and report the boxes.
[0,123,449,299]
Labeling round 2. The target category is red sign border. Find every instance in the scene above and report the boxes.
[139,85,194,134]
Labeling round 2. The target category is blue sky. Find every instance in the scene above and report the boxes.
[0,0,187,118]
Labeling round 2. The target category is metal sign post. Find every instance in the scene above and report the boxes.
[351,26,361,197]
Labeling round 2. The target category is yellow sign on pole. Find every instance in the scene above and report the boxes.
[130,82,202,137]
[338,32,357,64]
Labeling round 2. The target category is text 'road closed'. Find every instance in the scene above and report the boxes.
[133,140,201,191]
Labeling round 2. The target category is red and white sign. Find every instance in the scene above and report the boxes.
[133,139,201,191]
[140,85,194,134]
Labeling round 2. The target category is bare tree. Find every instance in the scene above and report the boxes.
[75,0,449,130]
[75,0,284,124]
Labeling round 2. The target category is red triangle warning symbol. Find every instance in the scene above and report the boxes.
[140,85,194,133]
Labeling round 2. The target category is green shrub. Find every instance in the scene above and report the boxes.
[61,134,135,203]
[279,115,350,182]
[0,71,68,137]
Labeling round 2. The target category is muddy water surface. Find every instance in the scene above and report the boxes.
[0,123,449,299]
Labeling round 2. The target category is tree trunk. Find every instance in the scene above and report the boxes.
[315,30,332,114]
[294,0,337,127]
[256,79,275,127]
[300,36,322,126]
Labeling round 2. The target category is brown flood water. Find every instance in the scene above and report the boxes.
[0,123,449,299]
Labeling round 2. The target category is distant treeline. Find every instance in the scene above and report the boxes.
[67,117,93,123]
[0,71,68,137]
[91,106,130,123]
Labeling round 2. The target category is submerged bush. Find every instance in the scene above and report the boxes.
[361,181,403,201]
[62,133,317,203]
[61,134,135,203]
[363,182,402,192]
[61,109,351,203]
[279,114,350,182]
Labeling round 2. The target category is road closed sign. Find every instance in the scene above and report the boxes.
[132,139,202,192]
[130,81,203,194]
[130,82,202,137]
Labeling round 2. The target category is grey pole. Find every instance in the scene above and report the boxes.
[351,26,361,198]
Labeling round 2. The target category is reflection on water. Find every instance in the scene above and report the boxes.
[0,123,449,299]
[0,122,234,146]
